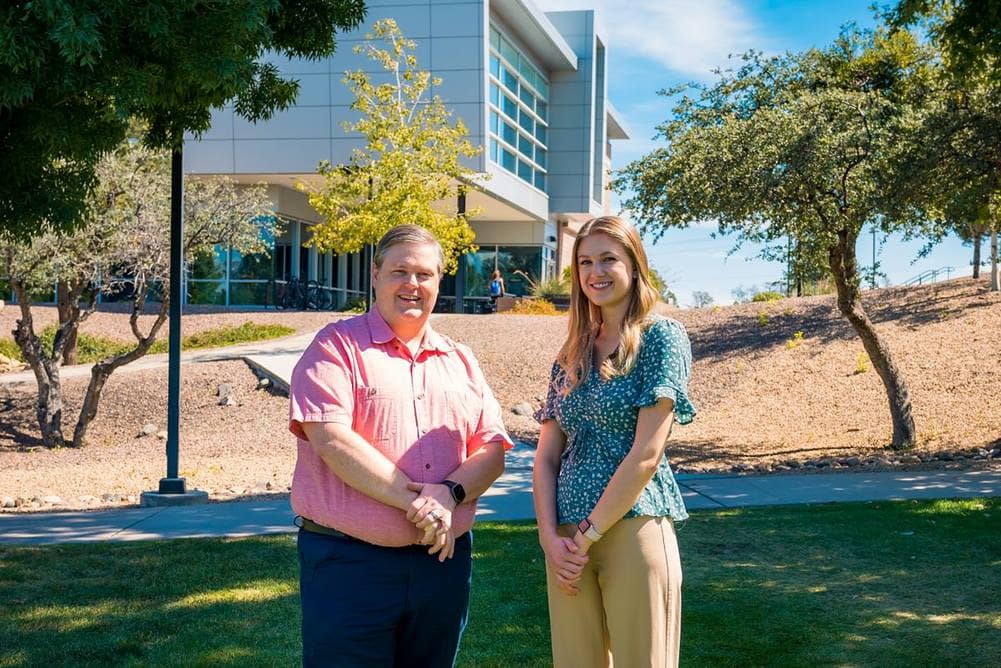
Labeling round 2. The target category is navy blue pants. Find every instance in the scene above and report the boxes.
[298,528,473,668]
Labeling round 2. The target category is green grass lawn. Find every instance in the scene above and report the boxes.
[1,499,998,667]
[0,321,295,365]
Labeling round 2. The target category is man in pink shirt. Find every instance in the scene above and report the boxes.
[289,225,513,667]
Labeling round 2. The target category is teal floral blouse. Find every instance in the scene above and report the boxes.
[535,316,696,526]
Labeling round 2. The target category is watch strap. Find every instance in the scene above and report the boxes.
[442,479,465,504]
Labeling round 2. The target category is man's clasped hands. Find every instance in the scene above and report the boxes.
[405,482,457,562]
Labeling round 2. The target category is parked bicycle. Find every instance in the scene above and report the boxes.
[266,278,337,311]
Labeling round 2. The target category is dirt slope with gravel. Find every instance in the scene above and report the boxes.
[1,278,998,510]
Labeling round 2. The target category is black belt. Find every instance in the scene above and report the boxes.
[298,517,360,541]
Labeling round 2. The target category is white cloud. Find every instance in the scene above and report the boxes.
[536,0,767,78]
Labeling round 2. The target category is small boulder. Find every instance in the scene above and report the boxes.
[40,495,64,506]
[156,430,168,440]
[1,496,15,508]
[217,383,233,399]
[138,423,158,437]
[219,394,238,407]
[511,402,534,417]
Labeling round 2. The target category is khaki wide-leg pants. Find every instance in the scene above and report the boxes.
[546,515,683,668]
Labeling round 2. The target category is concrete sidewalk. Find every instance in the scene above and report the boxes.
[3,449,998,544]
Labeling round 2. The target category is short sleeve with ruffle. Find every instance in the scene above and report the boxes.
[634,318,697,424]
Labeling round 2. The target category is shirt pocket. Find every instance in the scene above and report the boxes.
[353,386,404,455]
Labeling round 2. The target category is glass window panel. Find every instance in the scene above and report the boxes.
[490,54,500,79]
[537,79,549,100]
[518,133,533,156]
[534,170,546,191]
[502,93,517,119]
[519,109,533,134]
[188,281,226,305]
[490,82,500,107]
[518,159,532,182]
[519,86,534,110]
[490,110,499,134]
[496,246,543,296]
[499,37,518,67]
[536,101,547,122]
[502,120,517,146]
[490,26,500,49]
[463,248,498,297]
[490,138,500,162]
[501,148,516,172]
[189,246,226,279]
[535,123,547,144]
[502,67,518,93]
[229,282,268,306]
[518,58,536,83]
[535,147,546,169]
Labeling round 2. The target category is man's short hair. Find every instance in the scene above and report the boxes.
[374,225,445,275]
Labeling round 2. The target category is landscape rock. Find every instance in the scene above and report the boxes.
[511,402,534,417]
[1,496,14,508]
[899,455,921,464]
[256,377,272,389]
[219,394,238,407]
[156,430,168,440]
[40,495,64,506]
[217,383,233,399]
[101,493,123,502]
[139,423,158,437]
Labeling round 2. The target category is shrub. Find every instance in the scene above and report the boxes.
[0,337,22,361]
[757,311,770,327]
[341,297,367,313]
[507,298,560,316]
[854,351,869,374]
[532,277,570,299]
[39,326,132,363]
[752,291,784,302]
[786,331,805,349]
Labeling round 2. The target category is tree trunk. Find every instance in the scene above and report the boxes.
[72,298,169,447]
[991,229,999,292]
[56,282,80,365]
[829,228,916,449]
[972,233,982,279]
[12,288,66,447]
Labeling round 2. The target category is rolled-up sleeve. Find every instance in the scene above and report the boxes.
[463,349,515,455]
[289,332,355,440]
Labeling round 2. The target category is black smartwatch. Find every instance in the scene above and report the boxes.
[443,479,466,505]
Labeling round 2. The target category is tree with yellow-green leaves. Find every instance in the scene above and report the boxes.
[303,19,482,274]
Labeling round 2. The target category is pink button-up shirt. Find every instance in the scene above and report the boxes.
[289,309,513,547]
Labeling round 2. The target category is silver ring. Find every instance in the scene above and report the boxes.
[428,510,440,522]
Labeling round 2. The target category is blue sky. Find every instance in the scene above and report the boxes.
[536,0,973,306]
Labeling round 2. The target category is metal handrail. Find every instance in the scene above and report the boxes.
[902,267,954,286]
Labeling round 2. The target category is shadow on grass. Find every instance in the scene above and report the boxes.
[0,500,998,667]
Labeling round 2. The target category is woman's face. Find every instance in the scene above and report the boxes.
[576,232,634,311]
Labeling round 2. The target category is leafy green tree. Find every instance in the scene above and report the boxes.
[615,29,927,448]
[304,19,481,274]
[885,14,1001,290]
[0,0,366,241]
[891,0,1001,80]
[1,135,274,447]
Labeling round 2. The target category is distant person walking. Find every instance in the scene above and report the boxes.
[533,215,696,667]
[489,269,505,309]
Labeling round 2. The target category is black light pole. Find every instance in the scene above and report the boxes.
[159,146,186,494]
[454,189,466,314]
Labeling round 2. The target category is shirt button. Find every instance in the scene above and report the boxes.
[416,393,424,400]
[425,463,431,470]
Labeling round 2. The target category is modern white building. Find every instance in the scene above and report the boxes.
[185,0,630,311]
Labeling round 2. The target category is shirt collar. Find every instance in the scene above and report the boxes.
[365,307,454,353]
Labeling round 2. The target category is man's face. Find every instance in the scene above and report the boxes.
[372,242,441,340]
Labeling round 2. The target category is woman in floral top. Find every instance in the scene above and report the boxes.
[533,215,696,667]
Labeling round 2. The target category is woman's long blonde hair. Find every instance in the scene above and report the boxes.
[556,216,660,392]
